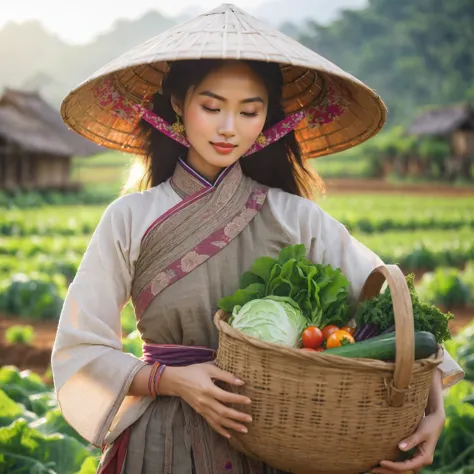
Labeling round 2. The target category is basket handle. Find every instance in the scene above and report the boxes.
[359,264,414,407]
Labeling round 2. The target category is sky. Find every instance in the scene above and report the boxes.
[0,1,261,44]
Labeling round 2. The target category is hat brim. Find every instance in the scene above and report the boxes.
[61,4,387,159]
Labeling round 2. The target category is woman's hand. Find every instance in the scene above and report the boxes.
[159,363,252,439]
[372,370,446,473]
[370,409,446,473]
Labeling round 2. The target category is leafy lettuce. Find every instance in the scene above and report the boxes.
[219,244,351,328]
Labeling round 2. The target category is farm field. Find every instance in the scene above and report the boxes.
[2,170,474,474]
[1,192,473,358]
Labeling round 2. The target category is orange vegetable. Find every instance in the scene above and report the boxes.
[326,330,355,349]
[341,326,355,336]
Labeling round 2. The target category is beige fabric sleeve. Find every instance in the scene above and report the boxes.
[52,197,148,446]
[266,188,464,390]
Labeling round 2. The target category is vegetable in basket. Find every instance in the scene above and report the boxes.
[219,244,352,328]
[229,296,307,347]
[354,274,453,344]
[324,331,438,360]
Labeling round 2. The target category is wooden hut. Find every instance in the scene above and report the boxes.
[408,103,474,178]
[0,89,101,191]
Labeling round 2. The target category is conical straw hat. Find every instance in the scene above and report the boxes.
[61,3,387,159]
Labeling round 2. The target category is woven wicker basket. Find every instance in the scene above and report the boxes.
[214,264,443,474]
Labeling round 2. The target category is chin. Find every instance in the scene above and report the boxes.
[205,151,242,168]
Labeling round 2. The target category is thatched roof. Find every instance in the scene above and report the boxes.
[408,103,474,136]
[0,105,72,156]
[0,89,102,157]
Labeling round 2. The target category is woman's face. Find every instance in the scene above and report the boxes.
[173,61,268,180]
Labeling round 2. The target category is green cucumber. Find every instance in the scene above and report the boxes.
[324,331,437,361]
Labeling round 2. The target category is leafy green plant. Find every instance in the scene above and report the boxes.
[0,419,94,474]
[4,325,35,345]
[356,274,453,343]
[418,268,471,309]
[122,330,143,358]
[219,244,351,328]
[121,303,137,335]
[0,273,66,320]
[0,367,100,474]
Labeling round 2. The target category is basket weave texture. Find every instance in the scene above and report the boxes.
[214,265,442,474]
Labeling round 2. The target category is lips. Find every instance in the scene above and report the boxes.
[211,142,236,148]
[210,142,237,155]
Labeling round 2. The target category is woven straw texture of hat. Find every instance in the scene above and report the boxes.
[61,3,387,159]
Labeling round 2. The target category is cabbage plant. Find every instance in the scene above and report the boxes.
[230,296,306,347]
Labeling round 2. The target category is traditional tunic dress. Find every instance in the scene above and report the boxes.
[52,159,464,474]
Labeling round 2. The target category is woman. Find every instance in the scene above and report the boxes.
[52,5,463,474]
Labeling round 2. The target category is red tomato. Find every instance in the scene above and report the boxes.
[322,325,339,340]
[341,326,355,336]
[326,330,355,349]
[302,326,324,349]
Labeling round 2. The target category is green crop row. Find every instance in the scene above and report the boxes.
[0,206,104,237]
[2,194,474,237]
[417,262,474,309]
[0,235,89,258]
[319,195,474,234]
[356,228,474,271]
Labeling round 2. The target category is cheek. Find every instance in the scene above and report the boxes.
[184,106,210,137]
[244,116,266,141]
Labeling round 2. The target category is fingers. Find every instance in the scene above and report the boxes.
[220,416,249,434]
[207,365,245,386]
[205,417,232,439]
[214,399,253,423]
[212,385,251,406]
[398,431,423,452]
[374,449,433,473]
[201,398,252,437]
[203,407,250,439]
[370,468,398,474]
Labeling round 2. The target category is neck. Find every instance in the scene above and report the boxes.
[186,148,223,183]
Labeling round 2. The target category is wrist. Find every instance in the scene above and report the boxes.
[426,401,446,418]
[156,366,181,397]
[426,370,444,415]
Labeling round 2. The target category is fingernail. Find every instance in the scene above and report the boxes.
[247,417,253,422]
[235,378,244,385]
[240,427,248,433]
[399,441,408,449]
[245,398,252,404]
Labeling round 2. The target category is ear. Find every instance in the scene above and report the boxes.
[170,95,183,117]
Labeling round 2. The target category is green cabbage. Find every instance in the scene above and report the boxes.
[230,296,307,347]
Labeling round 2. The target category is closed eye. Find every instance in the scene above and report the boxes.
[202,105,220,113]
[241,112,258,117]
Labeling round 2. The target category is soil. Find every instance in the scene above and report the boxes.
[324,179,474,196]
[1,306,472,376]
[0,316,58,376]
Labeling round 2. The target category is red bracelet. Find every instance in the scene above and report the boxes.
[154,364,167,396]
[148,362,160,398]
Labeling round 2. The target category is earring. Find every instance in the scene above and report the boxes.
[171,114,186,135]
[256,132,267,146]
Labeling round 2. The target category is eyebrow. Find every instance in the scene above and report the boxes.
[199,90,264,104]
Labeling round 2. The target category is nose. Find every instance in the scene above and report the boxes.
[217,113,235,138]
